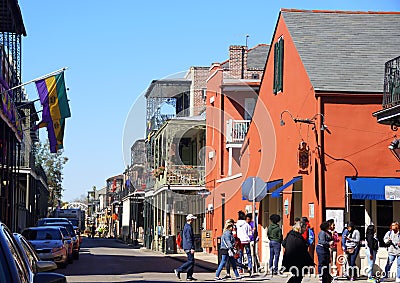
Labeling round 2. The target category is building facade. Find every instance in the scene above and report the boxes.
[241,9,400,271]
[204,44,268,253]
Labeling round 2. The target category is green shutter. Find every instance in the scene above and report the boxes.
[273,38,284,94]
[273,42,278,94]
[278,38,284,92]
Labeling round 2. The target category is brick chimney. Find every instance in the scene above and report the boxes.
[229,45,247,79]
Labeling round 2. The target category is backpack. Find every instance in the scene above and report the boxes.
[308,228,315,245]
[176,231,183,249]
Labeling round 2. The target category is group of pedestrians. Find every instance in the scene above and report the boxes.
[173,212,400,283]
[214,211,256,280]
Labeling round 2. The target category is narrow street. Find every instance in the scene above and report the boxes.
[58,237,216,283]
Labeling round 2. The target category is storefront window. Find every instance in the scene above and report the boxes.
[349,198,365,241]
[376,200,393,246]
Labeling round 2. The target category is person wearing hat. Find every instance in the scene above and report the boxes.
[174,214,197,281]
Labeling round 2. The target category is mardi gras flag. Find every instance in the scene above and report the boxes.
[35,72,71,123]
[45,118,66,153]
[35,71,70,153]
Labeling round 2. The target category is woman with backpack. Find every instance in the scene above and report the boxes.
[214,222,241,281]
[365,224,379,282]
[343,222,360,281]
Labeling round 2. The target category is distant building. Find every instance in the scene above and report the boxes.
[205,43,268,253]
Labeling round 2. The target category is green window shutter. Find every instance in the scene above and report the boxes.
[273,41,279,94]
[273,38,284,94]
[278,38,284,92]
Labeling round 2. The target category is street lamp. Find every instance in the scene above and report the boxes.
[280,110,331,133]
[389,139,400,162]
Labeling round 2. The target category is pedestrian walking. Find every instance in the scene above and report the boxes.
[343,222,360,281]
[267,214,283,275]
[91,224,96,238]
[221,219,242,280]
[365,224,379,282]
[316,221,333,283]
[236,211,252,275]
[156,221,164,250]
[174,214,197,281]
[327,219,339,278]
[341,224,349,278]
[214,222,242,281]
[281,221,315,283]
[383,221,400,282]
[246,213,258,272]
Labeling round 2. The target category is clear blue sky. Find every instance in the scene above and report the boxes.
[19,0,400,201]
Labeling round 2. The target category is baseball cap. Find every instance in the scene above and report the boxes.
[186,214,197,220]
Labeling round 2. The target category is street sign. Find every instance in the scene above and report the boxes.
[241,176,265,201]
[201,230,213,248]
[197,189,211,198]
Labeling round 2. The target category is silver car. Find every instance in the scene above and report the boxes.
[0,222,66,283]
[13,233,58,273]
[22,226,69,267]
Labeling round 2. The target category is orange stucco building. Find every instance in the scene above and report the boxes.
[206,9,400,272]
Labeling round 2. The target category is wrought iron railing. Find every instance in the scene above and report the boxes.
[226,119,250,143]
[383,56,400,108]
[153,165,205,187]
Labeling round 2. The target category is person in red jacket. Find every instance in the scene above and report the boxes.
[301,217,315,260]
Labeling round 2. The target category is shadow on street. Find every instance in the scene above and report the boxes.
[60,237,213,278]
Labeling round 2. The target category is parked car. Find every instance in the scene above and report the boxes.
[22,226,69,267]
[37,217,81,242]
[13,233,58,273]
[0,222,66,283]
[37,218,71,226]
[57,226,74,263]
[41,222,80,259]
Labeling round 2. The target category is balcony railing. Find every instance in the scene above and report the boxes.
[226,119,250,143]
[152,165,205,187]
[383,56,400,109]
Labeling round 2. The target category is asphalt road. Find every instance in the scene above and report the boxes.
[56,237,217,283]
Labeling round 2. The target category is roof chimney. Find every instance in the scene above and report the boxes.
[229,45,247,79]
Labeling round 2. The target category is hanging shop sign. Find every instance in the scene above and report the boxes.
[298,141,310,174]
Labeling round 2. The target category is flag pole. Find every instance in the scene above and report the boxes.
[0,67,68,96]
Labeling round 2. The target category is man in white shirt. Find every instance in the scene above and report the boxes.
[236,211,253,274]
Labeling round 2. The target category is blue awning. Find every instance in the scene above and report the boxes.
[271,176,302,198]
[254,179,283,202]
[346,177,400,200]
[242,179,282,202]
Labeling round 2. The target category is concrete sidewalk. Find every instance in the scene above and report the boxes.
[120,239,381,282]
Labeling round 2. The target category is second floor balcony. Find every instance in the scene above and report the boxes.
[383,56,400,109]
[155,165,205,187]
[226,119,250,145]
[374,56,400,129]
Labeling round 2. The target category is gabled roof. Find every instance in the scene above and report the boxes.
[221,44,269,70]
[247,44,269,69]
[281,9,400,93]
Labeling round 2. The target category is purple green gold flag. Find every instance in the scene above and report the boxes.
[35,72,71,123]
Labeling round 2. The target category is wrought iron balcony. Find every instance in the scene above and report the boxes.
[153,165,205,187]
[226,119,251,144]
[383,56,400,108]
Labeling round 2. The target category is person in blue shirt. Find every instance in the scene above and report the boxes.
[174,214,197,281]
